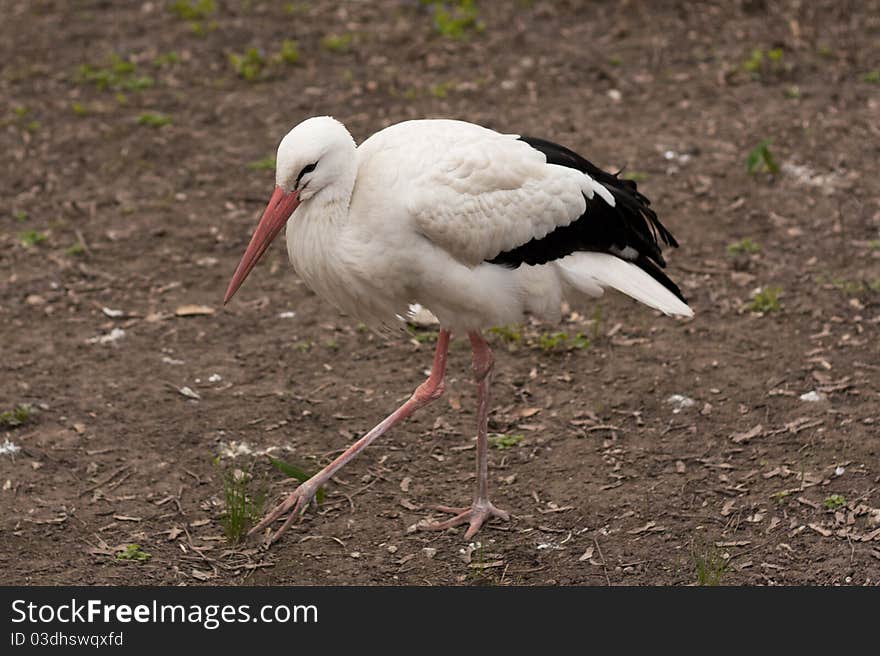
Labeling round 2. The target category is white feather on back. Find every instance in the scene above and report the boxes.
[355,119,611,266]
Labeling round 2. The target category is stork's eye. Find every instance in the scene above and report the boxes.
[296,162,317,188]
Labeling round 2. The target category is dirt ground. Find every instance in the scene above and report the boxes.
[1,0,879,586]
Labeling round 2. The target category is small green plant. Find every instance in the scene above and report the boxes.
[621,170,648,182]
[248,155,276,171]
[823,494,846,510]
[284,2,309,14]
[221,468,265,544]
[743,48,764,74]
[137,112,172,128]
[784,85,801,99]
[727,238,761,255]
[276,39,301,64]
[0,404,35,428]
[67,242,86,256]
[321,33,352,53]
[429,81,453,98]
[743,47,783,78]
[294,340,313,352]
[19,230,47,247]
[428,0,483,40]
[116,544,151,561]
[229,48,266,81]
[746,139,779,175]
[538,330,590,351]
[608,56,622,66]
[863,70,880,84]
[153,52,181,68]
[748,286,782,313]
[693,543,728,586]
[169,0,216,20]
[488,325,522,343]
[12,210,29,222]
[269,458,325,504]
[488,433,524,449]
[77,54,154,91]
[410,330,438,344]
[71,102,89,116]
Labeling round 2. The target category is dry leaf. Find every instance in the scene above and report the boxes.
[731,424,764,443]
[175,304,215,317]
[578,546,595,562]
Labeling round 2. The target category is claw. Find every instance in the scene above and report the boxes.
[249,482,317,544]
[422,500,510,538]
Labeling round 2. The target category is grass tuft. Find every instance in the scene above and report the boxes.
[488,433,524,449]
[0,404,35,428]
[229,48,266,81]
[746,139,779,175]
[727,238,761,255]
[748,287,782,313]
[823,494,846,510]
[116,544,151,561]
[693,543,728,586]
[321,33,352,53]
[19,230,47,248]
[137,112,172,128]
[221,468,265,544]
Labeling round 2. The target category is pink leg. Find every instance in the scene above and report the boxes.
[250,329,451,544]
[423,331,510,539]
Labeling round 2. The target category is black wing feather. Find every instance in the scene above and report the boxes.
[487,135,686,303]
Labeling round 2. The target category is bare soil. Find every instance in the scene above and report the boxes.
[1,0,879,586]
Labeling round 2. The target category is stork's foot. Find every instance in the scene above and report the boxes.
[422,500,510,539]
[248,481,319,545]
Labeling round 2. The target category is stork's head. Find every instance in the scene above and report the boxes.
[224,116,356,304]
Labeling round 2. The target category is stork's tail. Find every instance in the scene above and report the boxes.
[557,252,694,318]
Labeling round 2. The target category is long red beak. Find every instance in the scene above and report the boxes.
[224,186,301,304]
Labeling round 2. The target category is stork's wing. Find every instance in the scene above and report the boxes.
[356,120,682,298]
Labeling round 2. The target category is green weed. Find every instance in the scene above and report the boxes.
[116,544,151,561]
[153,52,181,68]
[621,171,648,182]
[137,112,172,128]
[169,0,216,20]
[727,238,761,255]
[824,494,846,510]
[693,543,728,586]
[863,70,880,84]
[77,54,154,91]
[488,433,524,449]
[321,33,352,53]
[748,287,782,313]
[488,325,522,343]
[12,210,29,222]
[229,48,266,81]
[426,0,484,40]
[248,155,276,171]
[0,404,35,428]
[276,39,301,64]
[67,242,86,256]
[221,468,265,544]
[19,230,47,247]
[746,139,779,175]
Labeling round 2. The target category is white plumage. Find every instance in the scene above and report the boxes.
[225,115,693,544]
[273,117,692,333]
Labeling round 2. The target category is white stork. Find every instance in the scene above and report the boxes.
[225,116,693,544]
